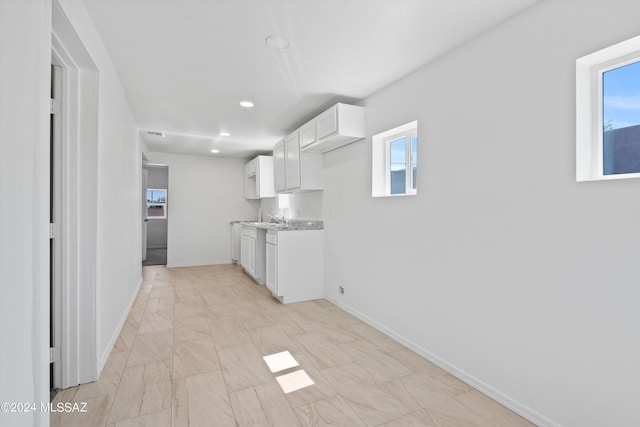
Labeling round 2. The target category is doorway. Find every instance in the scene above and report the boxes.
[143,165,168,266]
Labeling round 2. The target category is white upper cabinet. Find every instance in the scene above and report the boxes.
[246,158,257,175]
[273,132,322,193]
[302,103,365,153]
[270,102,365,192]
[315,106,338,140]
[299,120,316,148]
[245,155,275,199]
[273,141,286,193]
[285,132,301,190]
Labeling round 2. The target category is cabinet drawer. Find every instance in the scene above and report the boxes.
[266,231,277,245]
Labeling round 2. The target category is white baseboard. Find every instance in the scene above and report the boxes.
[166,259,233,268]
[97,276,143,375]
[326,297,560,427]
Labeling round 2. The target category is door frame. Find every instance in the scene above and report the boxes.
[50,61,63,393]
[142,167,148,262]
[52,0,99,387]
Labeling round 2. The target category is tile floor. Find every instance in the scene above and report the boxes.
[142,248,167,266]
[51,264,535,427]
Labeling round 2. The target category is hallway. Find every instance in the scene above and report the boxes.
[142,248,167,266]
[51,265,533,426]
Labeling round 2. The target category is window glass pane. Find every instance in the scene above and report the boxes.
[602,60,640,175]
[147,189,166,203]
[389,137,406,195]
[411,137,417,190]
[147,189,167,218]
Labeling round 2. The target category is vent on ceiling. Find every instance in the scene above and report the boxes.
[146,131,165,137]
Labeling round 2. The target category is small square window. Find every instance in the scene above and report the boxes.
[147,189,167,219]
[372,121,418,197]
[577,34,640,181]
[602,60,640,175]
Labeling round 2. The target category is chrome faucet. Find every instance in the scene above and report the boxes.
[265,213,286,224]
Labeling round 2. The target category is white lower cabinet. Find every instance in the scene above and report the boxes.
[240,225,265,284]
[265,234,277,294]
[240,233,255,277]
[231,222,242,263]
[265,229,324,304]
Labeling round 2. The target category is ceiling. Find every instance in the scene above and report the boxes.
[83,0,539,159]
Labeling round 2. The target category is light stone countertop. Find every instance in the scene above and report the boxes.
[235,219,324,231]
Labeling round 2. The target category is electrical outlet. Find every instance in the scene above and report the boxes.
[339,286,344,295]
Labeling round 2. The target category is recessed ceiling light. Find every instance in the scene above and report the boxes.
[265,34,289,50]
[210,149,220,153]
[240,101,254,108]
[219,132,230,137]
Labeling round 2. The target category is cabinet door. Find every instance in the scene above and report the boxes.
[240,234,256,278]
[256,156,275,198]
[285,132,301,190]
[246,159,256,176]
[247,237,256,277]
[240,234,249,271]
[254,160,261,196]
[315,105,338,140]
[299,120,316,148]
[247,236,256,277]
[273,141,286,193]
[265,242,277,295]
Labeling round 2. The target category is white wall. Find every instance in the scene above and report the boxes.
[261,191,324,220]
[0,2,51,426]
[322,1,640,426]
[149,152,259,267]
[54,0,143,374]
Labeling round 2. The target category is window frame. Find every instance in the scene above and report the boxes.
[384,129,417,196]
[576,35,640,181]
[146,188,167,220]
[372,120,418,197]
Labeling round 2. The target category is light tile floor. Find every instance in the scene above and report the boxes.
[51,264,535,427]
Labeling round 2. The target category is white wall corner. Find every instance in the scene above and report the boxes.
[98,276,142,375]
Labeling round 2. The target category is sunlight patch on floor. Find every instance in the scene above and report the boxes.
[275,369,315,394]
[263,351,299,373]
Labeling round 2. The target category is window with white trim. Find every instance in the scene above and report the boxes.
[577,35,640,181]
[372,121,418,197]
[147,189,167,219]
